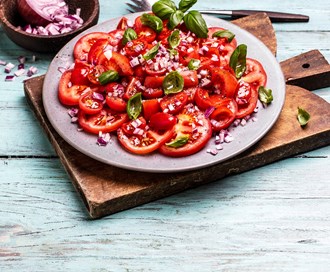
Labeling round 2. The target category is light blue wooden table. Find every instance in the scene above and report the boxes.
[1,0,329,271]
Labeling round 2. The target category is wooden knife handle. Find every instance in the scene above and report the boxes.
[232,10,309,22]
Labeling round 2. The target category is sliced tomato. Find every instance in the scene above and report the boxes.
[124,39,148,57]
[79,91,104,115]
[160,92,188,114]
[133,16,144,32]
[144,75,164,89]
[157,20,171,43]
[124,77,143,100]
[194,88,212,110]
[107,29,125,46]
[111,52,134,76]
[87,38,110,65]
[142,87,163,99]
[78,107,129,134]
[142,99,161,120]
[121,116,147,136]
[159,109,212,157]
[137,26,157,43]
[73,32,111,61]
[235,82,259,119]
[148,112,177,131]
[181,70,199,88]
[209,98,238,131]
[241,58,267,91]
[183,87,198,103]
[58,69,92,106]
[211,68,238,98]
[116,17,129,30]
[70,61,91,86]
[117,118,175,155]
[145,60,167,76]
[178,44,200,65]
[207,27,237,47]
[87,64,106,85]
[104,82,127,112]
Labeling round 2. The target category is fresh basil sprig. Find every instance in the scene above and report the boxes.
[179,0,198,13]
[163,71,184,95]
[168,29,181,49]
[143,42,160,61]
[168,10,185,30]
[183,11,208,38]
[98,70,119,85]
[229,44,247,79]
[212,29,235,43]
[258,86,273,104]
[297,107,310,126]
[127,93,142,120]
[141,13,163,33]
[122,28,137,45]
[152,0,177,19]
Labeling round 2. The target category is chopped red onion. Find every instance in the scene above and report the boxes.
[67,107,79,117]
[0,60,6,66]
[14,69,26,77]
[5,63,15,73]
[97,132,112,146]
[5,75,15,81]
[92,92,105,102]
[204,106,215,118]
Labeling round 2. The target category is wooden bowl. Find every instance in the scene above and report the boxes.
[0,0,100,53]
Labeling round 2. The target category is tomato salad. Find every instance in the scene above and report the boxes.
[58,0,273,157]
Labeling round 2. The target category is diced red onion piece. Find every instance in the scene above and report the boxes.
[5,75,15,81]
[14,69,26,77]
[0,60,6,66]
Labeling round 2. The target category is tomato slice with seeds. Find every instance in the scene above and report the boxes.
[160,92,188,115]
[58,69,93,106]
[78,107,129,134]
[73,32,111,61]
[79,91,104,115]
[70,61,91,86]
[235,82,259,119]
[124,77,143,100]
[137,26,157,43]
[241,58,267,91]
[124,39,148,57]
[148,112,177,131]
[159,108,212,157]
[104,82,127,112]
[211,68,238,98]
[209,98,238,131]
[117,117,175,155]
[142,99,161,120]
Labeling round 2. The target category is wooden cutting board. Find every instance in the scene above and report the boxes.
[24,14,330,219]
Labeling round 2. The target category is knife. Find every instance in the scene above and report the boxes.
[198,10,309,22]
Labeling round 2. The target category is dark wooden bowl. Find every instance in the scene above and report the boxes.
[0,0,99,53]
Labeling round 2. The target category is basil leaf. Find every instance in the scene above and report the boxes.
[168,10,185,30]
[127,93,142,120]
[229,44,247,79]
[163,71,184,95]
[167,48,178,57]
[143,42,160,61]
[258,86,273,104]
[178,0,197,12]
[188,58,200,70]
[98,70,119,85]
[141,13,163,33]
[168,29,181,49]
[183,11,208,38]
[152,0,177,20]
[297,107,310,126]
[212,29,235,43]
[165,134,190,148]
[122,28,137,45]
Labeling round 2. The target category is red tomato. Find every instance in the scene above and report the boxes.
[145,60,167,76]
[121,116,147,136]
[183,87,198,103]
[207,27,237,47]
[87,38,110,65]
[160,92,188,114]
[209,98,238,131]
[142,99,161,120]
[70,61,91,86]
[116,17,129,30]
[111,52,134,76]
[137,26,157,43]
[79,91,104,115]
[107,29,125,46]
[178,44,200,65]
[181,70,199,88]
[194,88,212,110]
[87,64,106,85]
[241,58,267,91]
[117,119,175,155]
[159,109,212,157]
[124,77,143,100]
[58,70,92,106]
[157,20,171,43]
[211,68,238,98]
[124,39,148,57]
[133,16,144,32]
[235,83,259,119]
[78,107,129,134]
[142,87,163,99]
[149,112,177,131]
[104,82,127,112]
[144,75,164,89]
[73,32,111,61]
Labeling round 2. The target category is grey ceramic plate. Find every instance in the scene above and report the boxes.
[43,13,285,173]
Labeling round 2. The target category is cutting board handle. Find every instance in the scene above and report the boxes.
[280,50,330,90]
